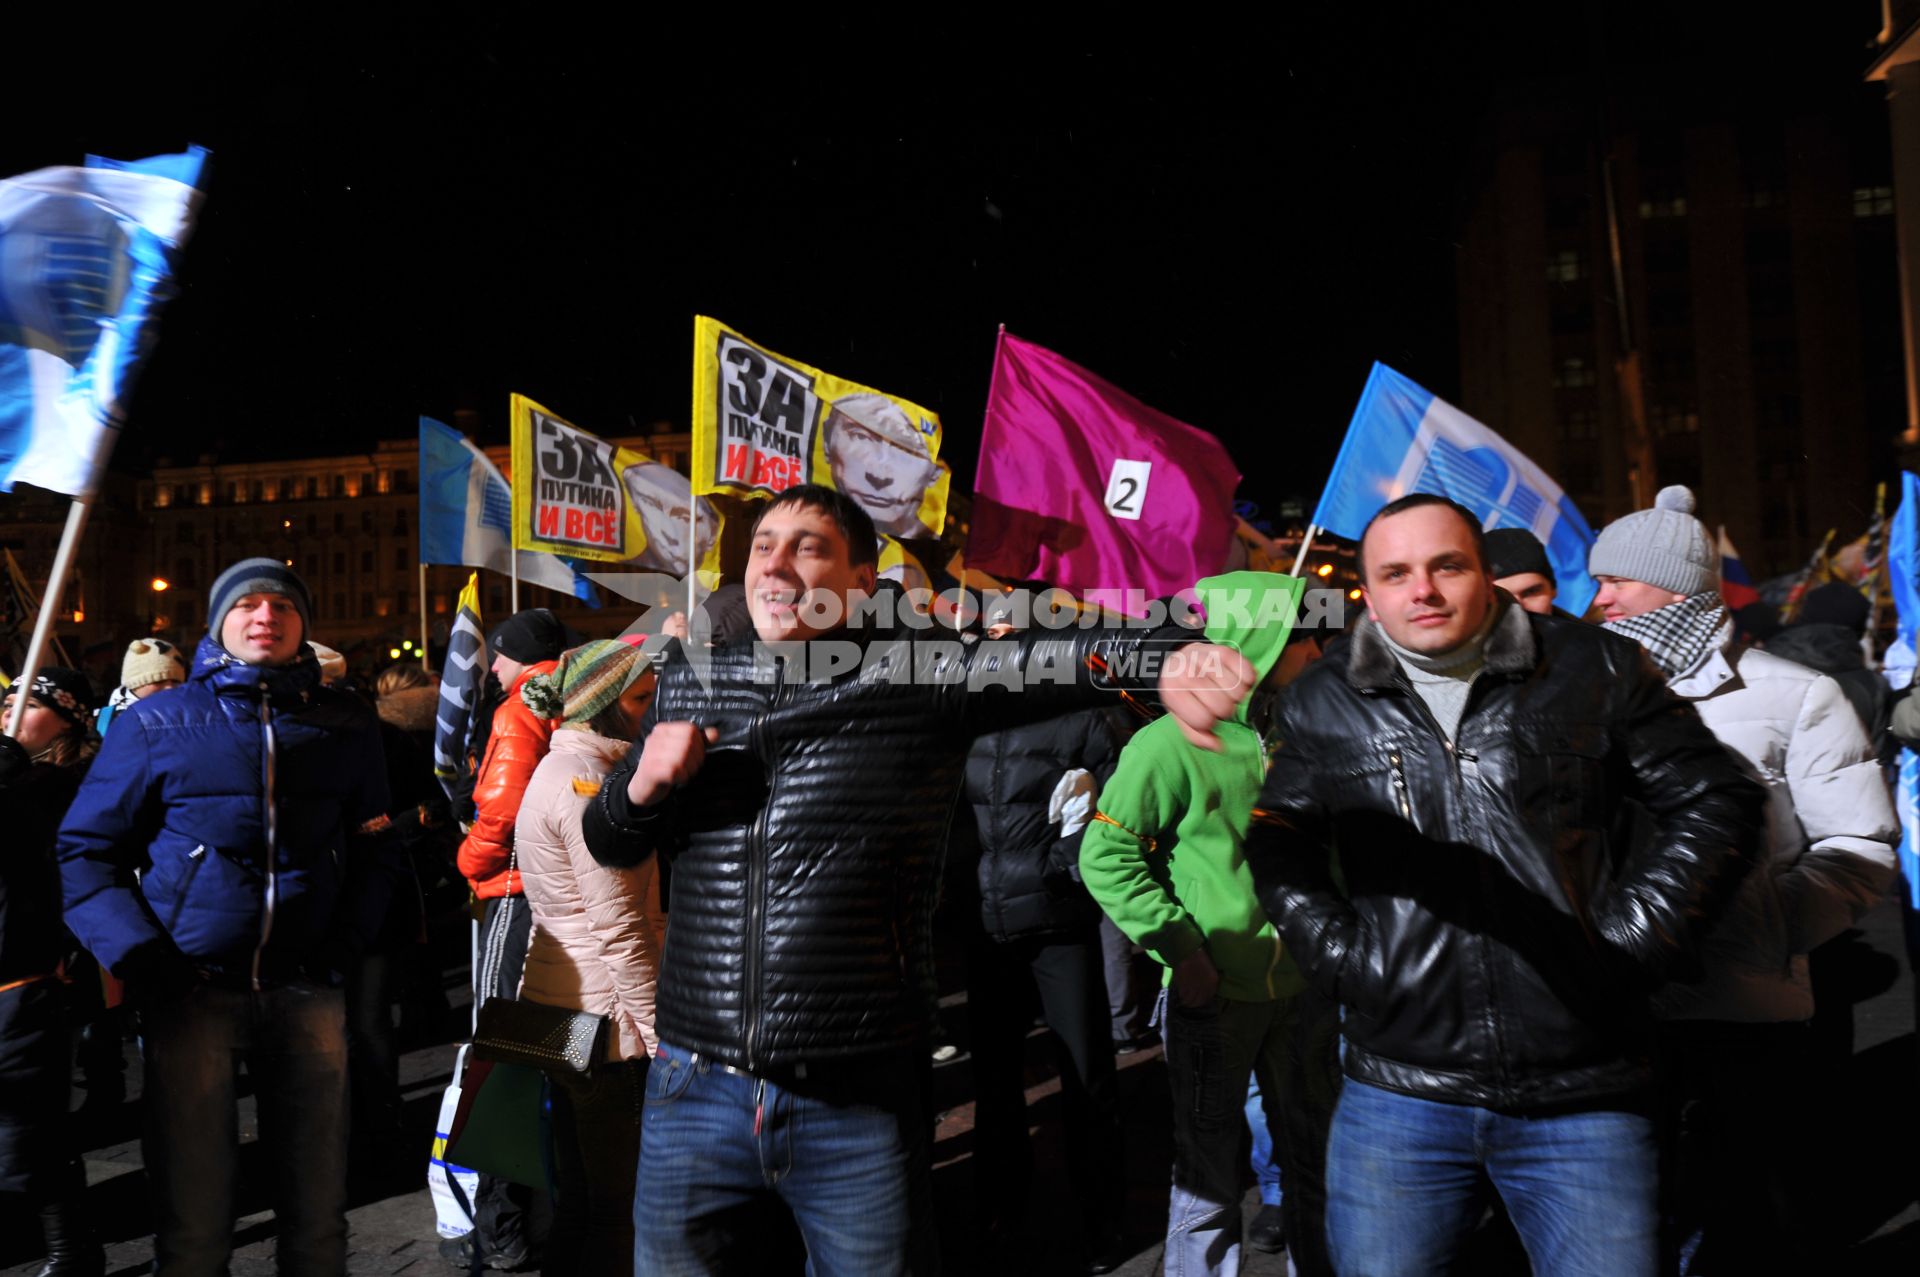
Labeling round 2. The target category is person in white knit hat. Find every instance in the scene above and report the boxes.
[1591,484,1897,1271]
[95,637,189,736]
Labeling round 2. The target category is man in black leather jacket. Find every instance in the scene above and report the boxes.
[1246,495,1763,1277]
[583,485,1252,1276]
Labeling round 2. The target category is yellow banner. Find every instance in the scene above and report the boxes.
[690,316,951,539]
[510,394,724,577]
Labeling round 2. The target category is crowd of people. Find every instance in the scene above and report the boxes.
[0,478,1911,1276]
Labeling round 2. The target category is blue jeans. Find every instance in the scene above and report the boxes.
[635,1041,932,1276]
[1326,1080,1656,1277]
[142,980,348,1276]
[1246,1073,1283,1209]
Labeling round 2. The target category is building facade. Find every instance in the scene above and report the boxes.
[1455,67,1904,577]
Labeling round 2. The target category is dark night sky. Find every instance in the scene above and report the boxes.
[1,5,1892,509]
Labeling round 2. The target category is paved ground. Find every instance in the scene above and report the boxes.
[5,897,1917,1275]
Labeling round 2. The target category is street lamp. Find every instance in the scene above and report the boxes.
[149,577,171,634]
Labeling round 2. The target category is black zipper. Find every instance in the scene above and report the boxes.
[163,844,210,932]
[742,656,789,1071]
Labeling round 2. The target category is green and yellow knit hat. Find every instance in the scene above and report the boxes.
[520,639,651,728]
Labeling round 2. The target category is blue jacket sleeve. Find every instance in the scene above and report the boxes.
[56,714,179,979]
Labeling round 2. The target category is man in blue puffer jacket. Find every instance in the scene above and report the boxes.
[57,559,392,1277]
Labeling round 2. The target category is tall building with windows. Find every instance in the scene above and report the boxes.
[1455,59,1903,576]
[131,427,691,661]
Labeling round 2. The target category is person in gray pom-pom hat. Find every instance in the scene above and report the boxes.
[1590,484,1897,1271]
[1589,485,1718,622]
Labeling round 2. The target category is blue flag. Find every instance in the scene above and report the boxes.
[1313,363,1599,616]
[419,415,598,606]
[0,147,207,494]
[1884,472,1920,911]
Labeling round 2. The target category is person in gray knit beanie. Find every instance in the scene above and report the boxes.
[1589,486,1718,620]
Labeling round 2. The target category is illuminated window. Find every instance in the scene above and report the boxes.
[1852,186,1894,218]
[1638,195,1687,219]
[153,486,172,508]
[1545,249,1584,284]
[1649,404,1700,436]
[1552,357,1596,389]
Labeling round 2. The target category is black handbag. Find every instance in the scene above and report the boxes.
[472,995,610,1082]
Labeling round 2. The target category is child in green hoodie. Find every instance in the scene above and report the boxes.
[1080,570,1335,1276]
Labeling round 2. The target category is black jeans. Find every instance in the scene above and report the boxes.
[548,1057,647,1277]
[964,925,1125,1240]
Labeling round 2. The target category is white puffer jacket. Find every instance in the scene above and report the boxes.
[1655,630,1898,1022]
[515,728,666,1061]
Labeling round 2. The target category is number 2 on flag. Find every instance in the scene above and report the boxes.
[1104,460,1152,521]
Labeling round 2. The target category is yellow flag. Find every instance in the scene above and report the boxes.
[690,316,951,539]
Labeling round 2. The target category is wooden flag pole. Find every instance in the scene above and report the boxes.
[6,423,113,737]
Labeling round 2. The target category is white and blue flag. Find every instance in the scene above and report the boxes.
[1882,471,1920,912]
[0,147,207,495]
[419,415,597,605]
[1313,362,1598,616]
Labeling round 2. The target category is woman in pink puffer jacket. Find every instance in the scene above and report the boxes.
[512,639,663,1275]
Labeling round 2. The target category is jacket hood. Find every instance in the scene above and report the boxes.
[1764,623,1865,674]
[377,683,440,735]
[549,724,634,768]
[1191,571,1305,723]
[189,634,322,702]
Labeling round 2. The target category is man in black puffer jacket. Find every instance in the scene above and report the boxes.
[1246,495,1763,1276]
[961,588,1135,1268]
[584,486,1251,1276]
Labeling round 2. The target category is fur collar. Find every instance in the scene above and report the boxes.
[1346,596,1535,691]
[376,683,440,735]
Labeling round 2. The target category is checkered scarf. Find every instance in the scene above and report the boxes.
[1601,591,1729,681]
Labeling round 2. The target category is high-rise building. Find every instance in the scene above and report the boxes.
[1455,41,1904,575]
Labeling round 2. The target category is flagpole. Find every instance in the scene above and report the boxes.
[1288,524,1320,578]
[510,550,520,615]
[6,428,113,737]
[419,563,431,671]
[687,490,696,625]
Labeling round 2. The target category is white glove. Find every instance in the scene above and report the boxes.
[1049,768,1099,838]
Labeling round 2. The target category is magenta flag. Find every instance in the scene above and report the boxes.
[969,330,1241,602]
